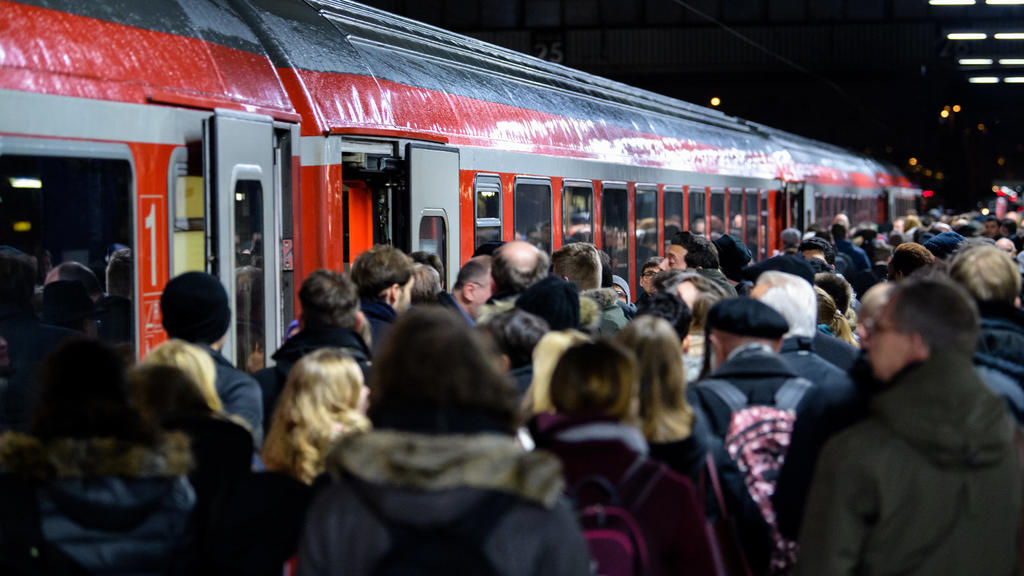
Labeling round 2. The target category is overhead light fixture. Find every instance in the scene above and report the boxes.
[995,32,1024,39]
[1004,76,1024,82]
[948,32,988,40]
[931,0,975,4]
[969,76,1001,82]
[987,0,1024,5]
[960,58,994,64]
[8,177,42,189]
[999,58,1024,64]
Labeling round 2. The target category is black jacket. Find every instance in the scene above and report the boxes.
[849,264,887,299]
[254,326,371,434]
[688,345,805,439]
[360,298,396,356]
[812,332,858,372]
[204,347,264,448]
[648,410,772,575]
[974,301,1024,383]
[0,303,76,431]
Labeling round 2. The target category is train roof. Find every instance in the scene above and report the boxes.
[1,0,912,188]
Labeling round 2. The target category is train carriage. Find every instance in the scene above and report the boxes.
[0,0,916,370]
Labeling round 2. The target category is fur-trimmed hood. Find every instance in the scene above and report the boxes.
[326,429,564,508]
[0,432,192,479]
[582,287,618,309]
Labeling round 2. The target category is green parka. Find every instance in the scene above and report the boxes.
[796,353,1021,576]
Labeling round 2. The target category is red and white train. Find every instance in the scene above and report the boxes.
[0,0,918,367]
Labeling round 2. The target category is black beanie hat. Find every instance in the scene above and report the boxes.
[713,234,752,282]
[516,275,580,331]
[707,297,789,339]
[741,254,815,286]
[161,272,231,344]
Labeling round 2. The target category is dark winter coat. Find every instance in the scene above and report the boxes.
[204,346,264,448]
[360,298,397,355]
[254,326,371,433]
[648,410,772,575]
[812,331,858,372]
[508,363,533,399]
[532,414,717,576]
[689,345,806,439]
[297,427,591,576]
[697,268,738,297]
[974,301,1024,383]
[834,238,870,272]
[0,303,75,431]
[848,264,887,299]
[796,354,1021,575]
[0,432,196,576]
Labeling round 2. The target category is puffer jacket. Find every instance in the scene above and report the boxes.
[297,426,590,576]
[0,432,196,576]
[796,353,1021,575]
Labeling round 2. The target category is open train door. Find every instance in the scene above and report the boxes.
[407,143,461,290]
[207,110,281,372]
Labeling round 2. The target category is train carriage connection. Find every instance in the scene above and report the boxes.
[0,0,917,369]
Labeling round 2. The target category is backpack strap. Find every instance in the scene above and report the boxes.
[773,377,812,412]
[700,379,749,413]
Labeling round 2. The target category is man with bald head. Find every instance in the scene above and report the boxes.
[489,241,550,303]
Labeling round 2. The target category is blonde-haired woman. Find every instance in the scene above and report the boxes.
[262,348,370,484]
[143,338,222,412]
[523,330,590,416]
[816,286,858,347]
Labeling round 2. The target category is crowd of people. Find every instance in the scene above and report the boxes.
[0,207,1022,575]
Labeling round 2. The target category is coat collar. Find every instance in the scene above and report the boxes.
[272,325,371,363]
[0,432,191,479]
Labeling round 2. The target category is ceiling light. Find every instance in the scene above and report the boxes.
[987,0,1024,5]
[960,58,994,64]
[969,76,1001,82]
[999,58,1024,64]
[931,0,975,4]
[948,33,988,40]
[1004,76,1024,82]
[995,32,1024,39]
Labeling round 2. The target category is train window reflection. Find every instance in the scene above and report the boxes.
[728,189,743,239]
[664,187,683,248]
[514,179,552,253]
[418,215,447,275]
[562,182,593,245]
[0,154,134,356]
[635,186,658,288]
[688,187,706,236]
[234,180,264,374]
[474,174,501,248]
[602,185,629,281]
[745,189,760,260]
[709,188,725,240]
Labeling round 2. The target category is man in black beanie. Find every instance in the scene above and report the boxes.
[515,275,580,331]
[161,271,264,446]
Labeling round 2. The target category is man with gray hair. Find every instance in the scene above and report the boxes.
[489,241,550,303]
[780,228,801,256]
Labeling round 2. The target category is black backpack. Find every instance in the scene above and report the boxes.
[349,479,518,576]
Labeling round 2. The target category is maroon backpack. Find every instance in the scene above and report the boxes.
[702,378,810,576]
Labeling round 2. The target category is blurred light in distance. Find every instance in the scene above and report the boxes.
[936,172,945,180]
[931,0,975,3]
[1000,58,1024,64]
[979,123,987,130]
[988,0,1024,4]
[953,104,963,112]
[941,109,951,118]
[998,156,1007,165]
[923,190,935,198]
[960,58,994,65]
[995,32,1024,39]
[982,208,991,215]
[909,157,919,166]
[949,33,988,40]
[12,221,31,232]
[8,177,41,188]
[1004,76,1024,82]
[969,76,1001,82]
[925,169,934,176]
[710,97,721,107]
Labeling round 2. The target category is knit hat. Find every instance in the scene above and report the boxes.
[161,272,231,344]
[713,234,752,282]
[611,275,631,302]
[515,275,580,331]
[923,231,966,260]
[741,254,815,285]
[707,297,789,339]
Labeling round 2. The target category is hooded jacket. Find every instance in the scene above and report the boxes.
[797,353,1021,576]
[581,288,628,335]
[696,267,738,297]
[0,432,196,576]
[297,428,590,576]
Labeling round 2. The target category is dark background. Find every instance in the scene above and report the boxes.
[356,0,1024,212]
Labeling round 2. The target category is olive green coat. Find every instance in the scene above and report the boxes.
[797,353,1021,576]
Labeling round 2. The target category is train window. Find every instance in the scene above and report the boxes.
[815,195,824,226]
[234,180,265,373]
[745,189,760,260]
[688,187,706,235]
[664,186,683,247]
[419,214,447,275]
[602,184,629,281]
[728,189,743,238]
[474,174,501,248]
[761,193,770,260]
[635,185,658,288]
[170,143,205,276]
[514,178,552,253]
[0,153,134,355]
[709,188,726,240]
[562,182,593,244]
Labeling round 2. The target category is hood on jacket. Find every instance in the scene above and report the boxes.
[325,429,564,508]
[871,353,1013,469]
[581,287,618,310]
[0,432,191,479]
